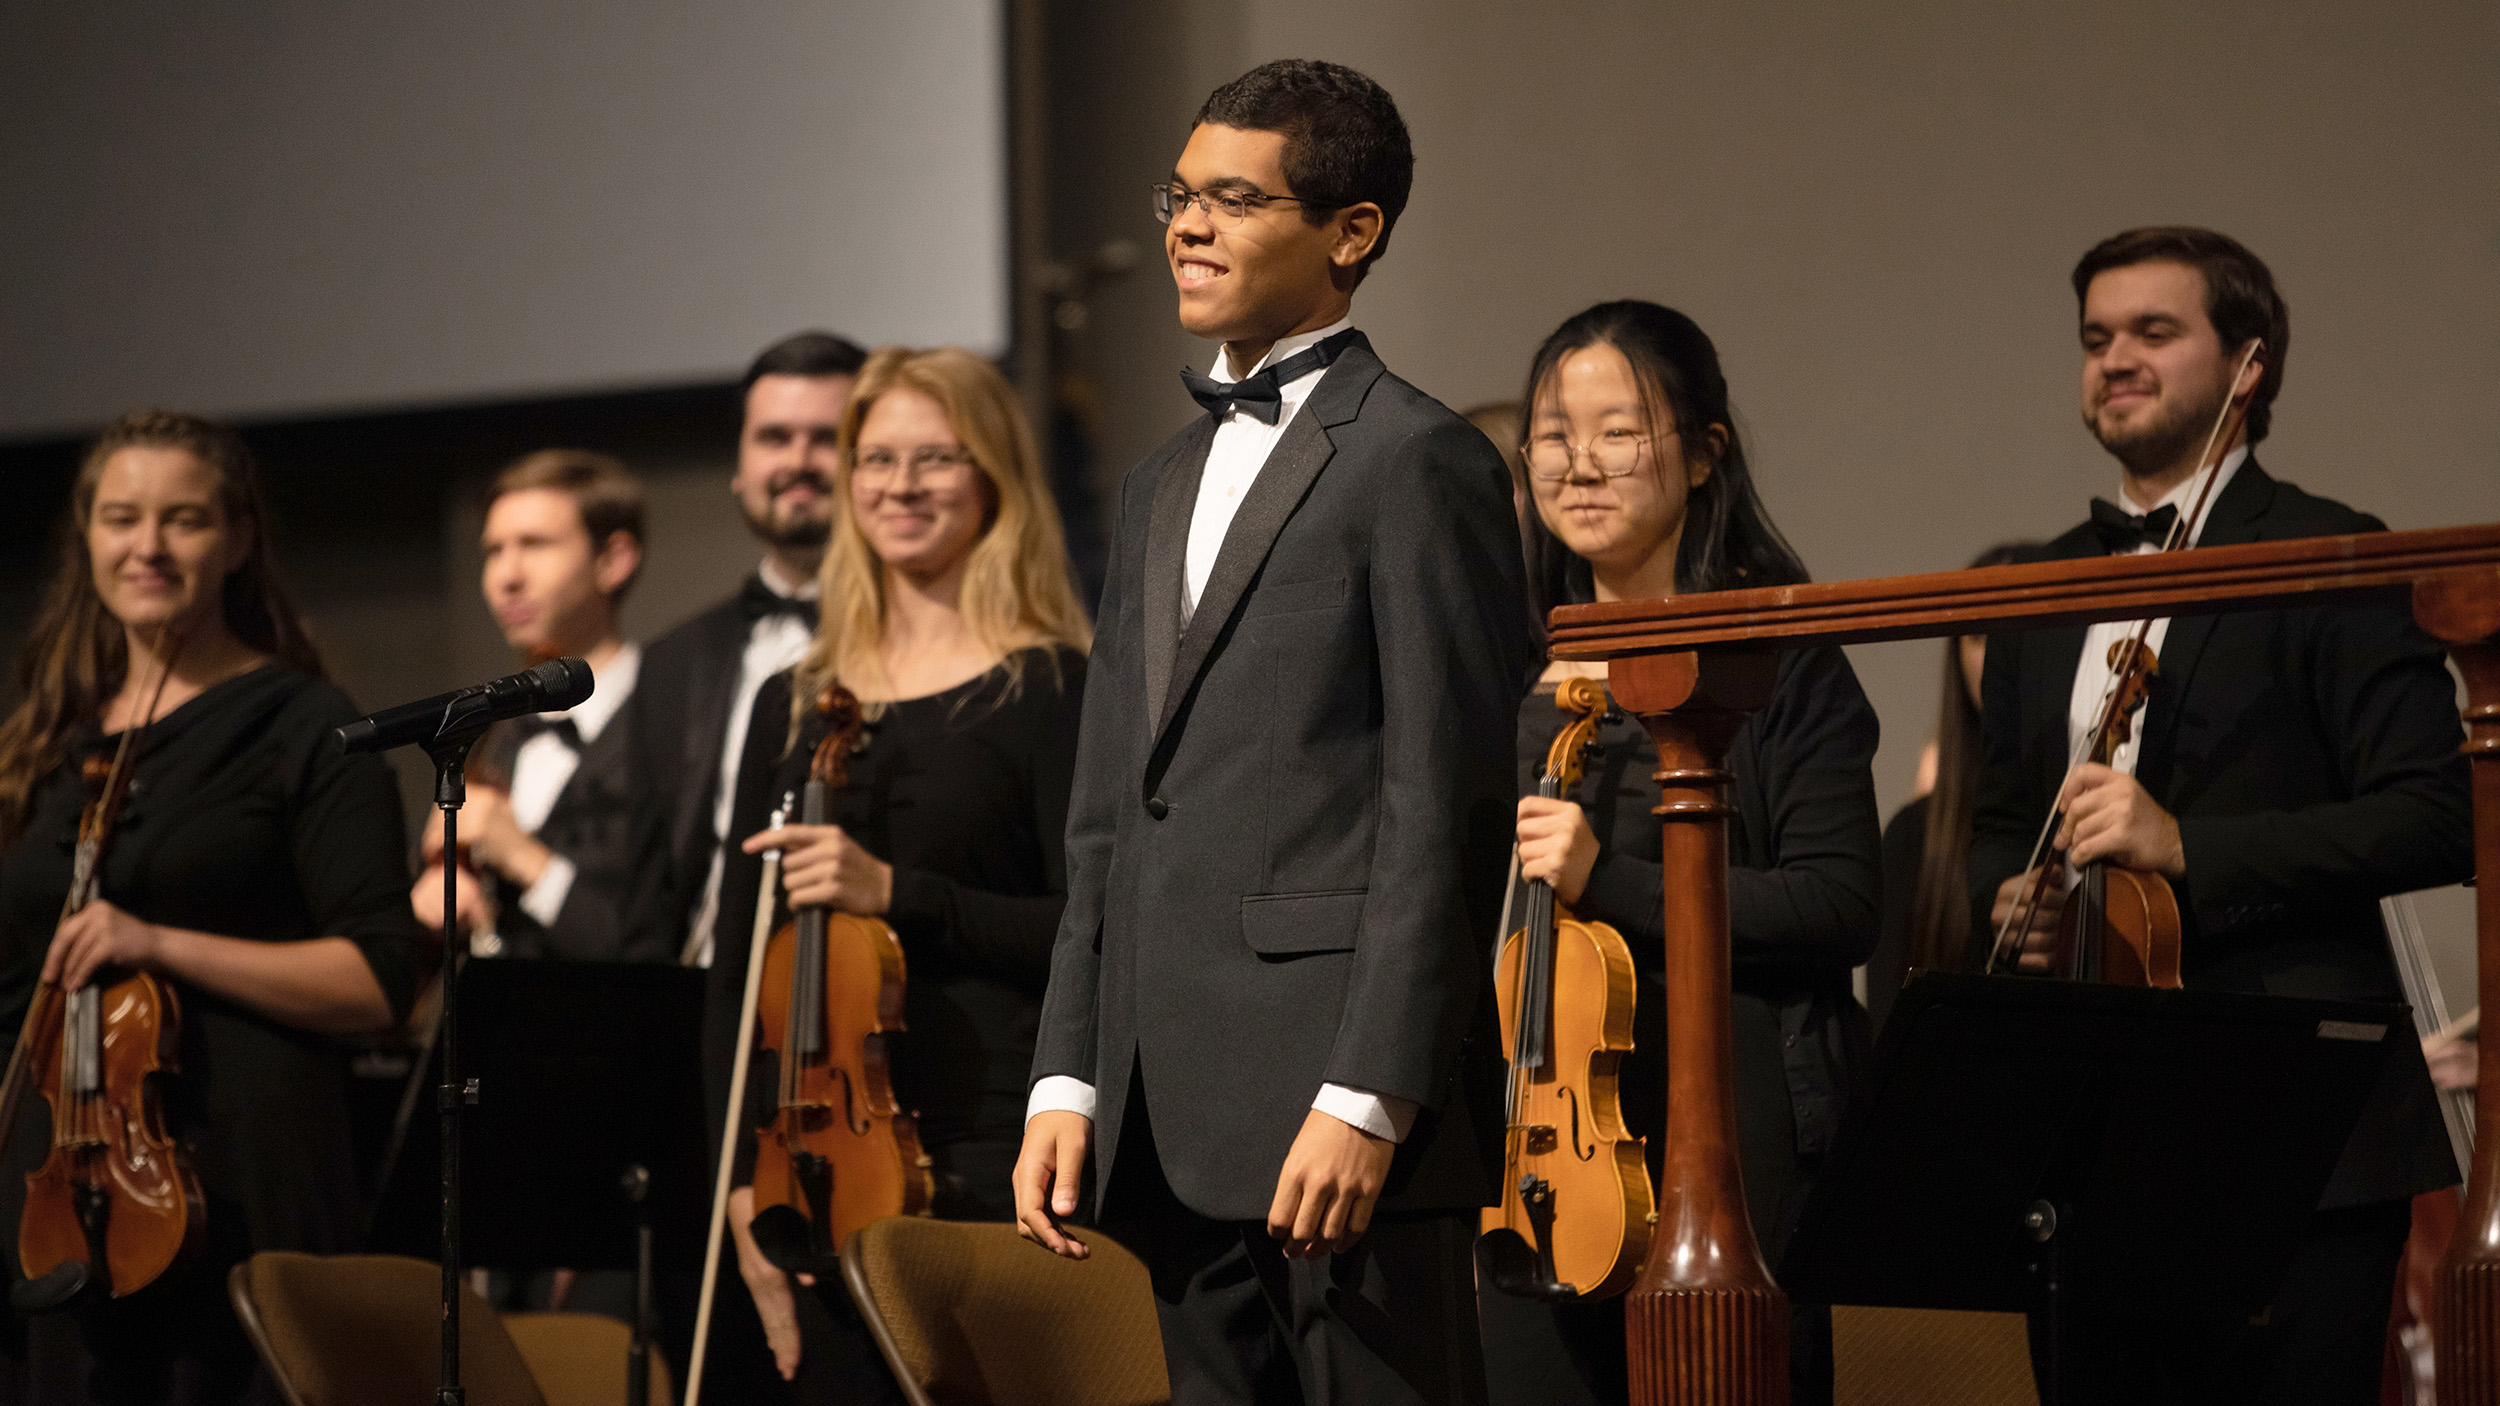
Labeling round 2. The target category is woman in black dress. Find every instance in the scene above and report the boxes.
[0,410,424,1404]
[1477,303,1882,1406]
[704,348,1091,1401]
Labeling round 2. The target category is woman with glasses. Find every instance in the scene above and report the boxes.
[704,347,1092,1400]
[1479,301,1881,1406]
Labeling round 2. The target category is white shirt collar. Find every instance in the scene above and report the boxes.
[2120,445,2248,549]
[757,558,820,601]
[1211,315,1355,384]
[546,640,639,743]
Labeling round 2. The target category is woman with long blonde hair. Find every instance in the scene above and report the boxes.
[700,347,1090,1399]
[0,411,422,1403]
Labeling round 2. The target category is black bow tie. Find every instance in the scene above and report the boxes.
[740,575,818,628]
[2090,499,2181,555]
[1179,330,1358,425]
[511,715,582,750]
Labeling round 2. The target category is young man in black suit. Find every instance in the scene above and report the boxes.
[1014,60,1534,1405]
[628,330,865,969]
[413,450,669,965]
[1971,226,2475,1404]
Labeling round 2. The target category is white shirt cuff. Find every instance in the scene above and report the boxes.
[1314,1083,1417,1143]
[1026,1075,1098,1124]
[517,854,577,928]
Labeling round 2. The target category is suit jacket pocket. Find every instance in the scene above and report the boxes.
[1241,575,1347,618]
[1241,889,1366,955]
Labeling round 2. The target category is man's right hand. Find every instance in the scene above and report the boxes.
[1013,1110,1092,1260]
[728,1186,809,1381]
[1989,863,2067,973]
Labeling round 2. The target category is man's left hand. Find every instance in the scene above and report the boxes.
[1267,1109,1393,1259]
[2056,763,2186,877]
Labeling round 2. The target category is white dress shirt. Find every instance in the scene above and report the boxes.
[1025,318,1418,1145]
[686,560,820,967]
[2064,445,2248,781]
[504,641,640,931]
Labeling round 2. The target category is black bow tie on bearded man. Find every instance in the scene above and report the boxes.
[2089,499,2182,555]
[1178,329,1360,425]
[740,574,819,628]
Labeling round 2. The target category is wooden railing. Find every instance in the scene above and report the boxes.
[1540,522,2500,1405]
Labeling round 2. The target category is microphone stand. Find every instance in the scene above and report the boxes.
[425,733,481,1406]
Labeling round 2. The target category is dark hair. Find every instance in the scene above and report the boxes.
[1194,59,1413,281]
[2071,227,2289,444]
[740,330,869,395]
[0,410,324,847]
[486,448,646,599]
[1908,541,2039,977]
[1518,301,1808,625]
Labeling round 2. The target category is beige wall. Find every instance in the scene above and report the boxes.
[1045,0,2500,820]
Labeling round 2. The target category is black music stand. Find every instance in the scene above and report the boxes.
[1778,971,2412,1406]
[374,960,707,1406]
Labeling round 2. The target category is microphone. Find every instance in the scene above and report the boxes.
[335,657,595,755]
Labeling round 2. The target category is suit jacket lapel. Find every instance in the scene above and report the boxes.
[1151,340,1385,748]
[2137,460,2279,796]
[1141,419,1216,729]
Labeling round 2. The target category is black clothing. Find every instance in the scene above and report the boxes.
[1033,332,1537,1224]
[1477,646,1883,1406]
[627,588,760,956]
[1106,1070,1488,1406]
[692,648,1082,1405]
[708,646,1085,1211]
[1967,461,2473,1402]
[1868,793,1932,1032]
[1033,334,1534,1404]
[475,699,669,963]
[0,663,424,1403]
[1968,462,2470,1209]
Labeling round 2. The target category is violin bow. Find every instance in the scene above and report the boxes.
[1986,340,2265,973]
[683,793,794,1406]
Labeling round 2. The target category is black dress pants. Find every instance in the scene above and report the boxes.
[1102,1076,1489,1406]
[2024,1196,2411,1405]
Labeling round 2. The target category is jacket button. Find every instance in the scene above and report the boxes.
[1146,797,1169,820]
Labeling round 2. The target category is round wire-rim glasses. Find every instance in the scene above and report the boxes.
[853,446,978,485]
[1523,430,1654,482]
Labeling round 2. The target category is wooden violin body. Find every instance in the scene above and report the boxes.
[747,685,930,1275]
[2052,637,2184,989]
[16,970,203,1304]
[0,690,207,1312]
[1480,676,1655,1301]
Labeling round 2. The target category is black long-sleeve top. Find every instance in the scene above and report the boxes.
[705,647,1083,1220]
[1522,644,1880,1241]
[0,664,424,1258]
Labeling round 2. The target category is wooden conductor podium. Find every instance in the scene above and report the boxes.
[1539,523,2500,1406]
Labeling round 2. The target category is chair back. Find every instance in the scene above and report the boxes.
[1832,1305,2038,1406]
[842,1219,1169,1406]
[503,1311,674,1406]
[227,1252,548,1406]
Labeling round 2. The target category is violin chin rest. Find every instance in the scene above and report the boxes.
[1473,1229,1580,1302]
[9,1260,88,1314]
[748,1203,841,1280]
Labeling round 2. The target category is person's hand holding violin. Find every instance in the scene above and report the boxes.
[1517,796,1601,905]
[1991,764,2186,973]
[2054,763,2185,876]
[45,899,163,990]
[743,823,894,915]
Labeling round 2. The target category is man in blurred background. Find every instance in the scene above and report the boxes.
[413,448,663,966]
[629,330,867,968]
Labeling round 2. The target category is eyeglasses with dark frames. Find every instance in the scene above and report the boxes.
[1151,181,1342,228]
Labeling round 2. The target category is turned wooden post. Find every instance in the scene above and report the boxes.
[2422,567,2500,1402]
[1609,647,1787,1406]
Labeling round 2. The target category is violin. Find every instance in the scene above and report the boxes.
[1479,675,1654,1300]
[0,651,204,1311]
[745,682,931,1275]
[1987,340,2265,987]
